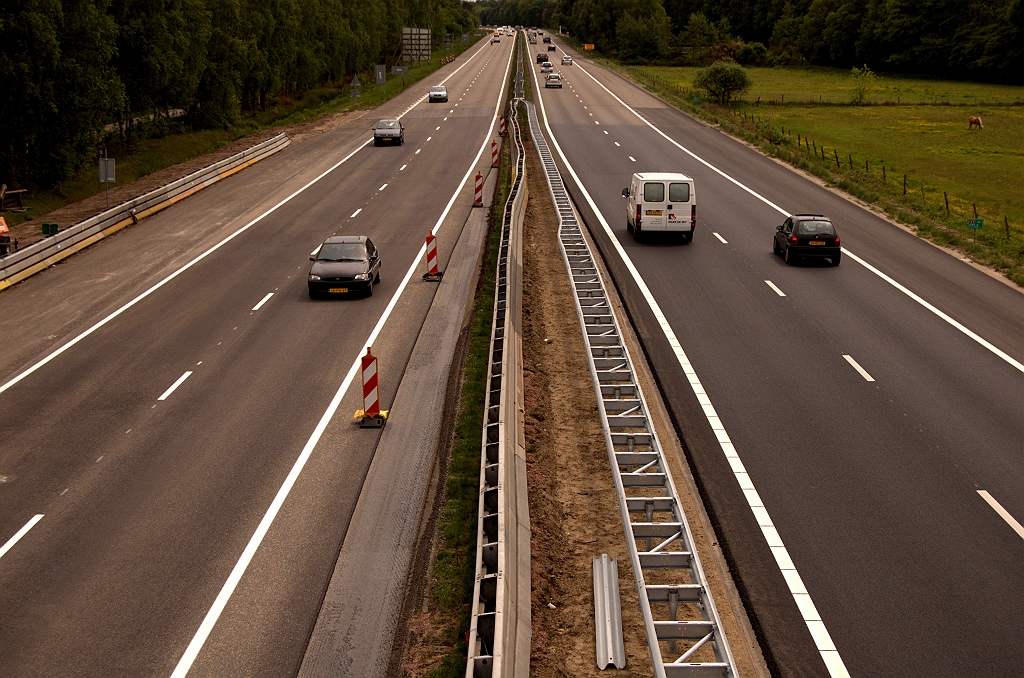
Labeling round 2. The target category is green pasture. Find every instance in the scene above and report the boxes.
[643,65,1024,105]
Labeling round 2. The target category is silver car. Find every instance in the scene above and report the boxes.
[372,119,404,146]
[428,85,448,102]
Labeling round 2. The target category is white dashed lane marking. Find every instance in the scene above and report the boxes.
[842,355,875,382]
[0,514,44,560]
[158,371,193,401]
[252,293,274,311]
[713,232,728,243]
[764,280,786,297]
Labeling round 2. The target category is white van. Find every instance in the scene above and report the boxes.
[622,172,696,242]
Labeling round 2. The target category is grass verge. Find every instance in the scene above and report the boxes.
[5,36,485,229]
[419,113,514,678]
[597,61,1024,286]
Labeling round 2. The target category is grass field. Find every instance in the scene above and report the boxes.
[5,36,484,229]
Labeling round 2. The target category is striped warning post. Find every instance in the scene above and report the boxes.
[423,233,443,280]
[473,172,483,207]
[499,115,506,137]
[354,347,387,426]
[491,139,499,168]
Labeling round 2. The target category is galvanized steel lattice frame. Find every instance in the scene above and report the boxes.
[524,98,738,678]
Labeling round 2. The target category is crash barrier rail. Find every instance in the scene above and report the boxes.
[525,98,739,677]
[466,49,530,678]
[0,133,291,290]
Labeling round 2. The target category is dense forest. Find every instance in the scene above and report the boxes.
[479,0,1024,81]
[0,0,478,188]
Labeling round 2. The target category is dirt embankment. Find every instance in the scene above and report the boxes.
[521,139,653,677]
[4,111,366,251]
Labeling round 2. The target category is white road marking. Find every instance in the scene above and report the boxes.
[842,355,875,381]
[415,149,421,155]
[614,141,620,146]
[0,515,44,560]
[443,117,447,121]
[531,63,851,678]
[251,293,273,311]
[436,126,441,130]
[426,137,432,141]
[400,165,407,171]
[628,156,636,162]
[603,130,608,134]
[170,41,517,678]
[378,184,388,191]
[713,232,728,243]
[97,456,103,461]
[60,488,69,496]
[158,371,193,400]
[977,490,1024,539]
[595,120,600,125]
[765,280,786,297]
[564,53,1023,377]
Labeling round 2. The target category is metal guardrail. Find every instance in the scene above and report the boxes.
[466,42,530,678]
[0,132,291,290]
[525,98,739,678]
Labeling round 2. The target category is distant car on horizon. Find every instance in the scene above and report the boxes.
[308,236,381,298]
[372,119,404,146]
[773,214,841,265]
[428,85,448,102]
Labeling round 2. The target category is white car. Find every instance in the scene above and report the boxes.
[428,85,448,103]
[561,55,573,65]
[492,36,500,43]
[540,61,553,73]
[545,73,563,88]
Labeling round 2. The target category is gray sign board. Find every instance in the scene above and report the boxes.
[375,64,386,86]
[402,27,431,63]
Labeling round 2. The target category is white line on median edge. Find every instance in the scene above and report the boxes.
[0,514,44,560]
[531,60,851,678]
[0,39,492,400]
[158,371,193,400]
[713,232,728,244]
[564,48,1023,377]
[977,490,1024,539]
[765,280,786,297]
[842,355,875,382]
[169,40,515,678]
[252,293,273,311]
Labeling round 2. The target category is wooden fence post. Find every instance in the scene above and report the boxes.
[944,192,949,214]
[865,159,869,173]
[849,153,853,169]
[834,149,841,169]
[903,173,907,195]
[1006,216,1011,239]
[921,186,926,202]
[973,203,978,218]
[883,166,886,182]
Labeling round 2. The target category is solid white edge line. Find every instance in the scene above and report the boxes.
[977,490,1024,539]
[565,50,1022,376]
[169,39,515,678]
[0,514,44,560]
[765,280,786,297]
[251,293,273,311]
[350,208,361,218]
[158,371,193,400]
[842,354,875,382]
[713,232,728,244]
[531,58,852,678]
[0,38,493,401]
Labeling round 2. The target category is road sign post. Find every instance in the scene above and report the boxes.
[375,64,386,91]
[99,156,115,208]
[968,217,984,245]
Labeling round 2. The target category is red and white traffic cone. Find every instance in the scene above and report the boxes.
[423,232,443,280]
[491,139,499,168]
[355,347,387,427]
[473,172,483,207]
[499,115,506,137]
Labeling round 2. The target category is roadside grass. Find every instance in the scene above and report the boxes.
[605,62,1024,286]
[5,36,484,229]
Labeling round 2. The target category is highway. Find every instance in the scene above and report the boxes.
[0,36,514,676]
[531,39,1024,678]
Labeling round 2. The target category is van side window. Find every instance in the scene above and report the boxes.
[669,183,690,202]
[643,182,665,202]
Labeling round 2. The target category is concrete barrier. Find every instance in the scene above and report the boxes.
[0,132,291,291]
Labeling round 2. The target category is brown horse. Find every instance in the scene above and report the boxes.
[968,116,984,130]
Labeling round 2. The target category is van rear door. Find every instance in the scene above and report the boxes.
[642,181,666,230]
[666,181,692,232]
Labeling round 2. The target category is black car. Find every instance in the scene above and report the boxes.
[543,36,551,43]
[537,52,547,63]
[373,119,404,146]
[773,214,841,265]
[308,236,381,297]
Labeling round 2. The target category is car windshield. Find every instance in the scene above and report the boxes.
[796,220,836,236]
[376,120,399,129]
[318,243,365,261]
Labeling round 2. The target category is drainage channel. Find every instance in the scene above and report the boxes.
[466,33,530,678]
[524,98,739,678]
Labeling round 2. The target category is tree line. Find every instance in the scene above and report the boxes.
[0,0,478,189]
[479,0,1023,81]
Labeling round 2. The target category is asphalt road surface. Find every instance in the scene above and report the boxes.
[0,36,514,677]
[533,40,1023,678]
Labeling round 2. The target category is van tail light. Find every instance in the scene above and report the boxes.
[790,236,798,244]
[637,204,642,227]
[691,204,696,226]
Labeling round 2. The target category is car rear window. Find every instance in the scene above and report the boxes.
[431,86,445,92]
[643,182,665,202]
[669,182,690,202]
[796,220,836,236]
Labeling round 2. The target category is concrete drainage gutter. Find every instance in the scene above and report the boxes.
[0,132,290,291]
[466,96,530,678]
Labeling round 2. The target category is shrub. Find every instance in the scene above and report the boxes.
[693,59,752,104]
[737,42,767,65]
[850,64,877,104]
